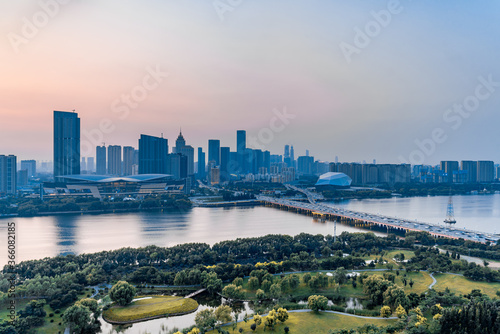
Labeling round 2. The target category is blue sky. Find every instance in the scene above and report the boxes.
[1,0,499,164]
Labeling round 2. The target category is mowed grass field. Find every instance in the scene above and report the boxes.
[207,311,396,334]
[103,295,198,323]
[433,273,500,298]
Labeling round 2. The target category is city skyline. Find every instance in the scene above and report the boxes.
[1,1,500,164]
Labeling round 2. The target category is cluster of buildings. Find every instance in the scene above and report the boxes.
[1,110,499,198]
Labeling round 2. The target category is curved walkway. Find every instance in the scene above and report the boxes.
[428,273,437,289]
[289,309,398,320]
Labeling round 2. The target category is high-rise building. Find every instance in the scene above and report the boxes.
[20,160,36,177]
[173,131,194,176]
[139,134,168,174]
[297,156,314,175]
[197,148,206,180]
[461,160,477,183]
[208,139,220,166]
[0,155,17,194]
[96,146,107,175]
[477,161,495,183]
[87,157,95,173]
[210,166,220,185]
[107,145,122,176]
[17,169,28,187]
[440,161,459,183]
[53,110,80,178]
[236,130,246,173]
[220,147,230,178]
[80,157,87,172]
[290,145,295,167]
[123,146,135,176]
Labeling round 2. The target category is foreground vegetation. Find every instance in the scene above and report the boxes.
[2,230,500,333]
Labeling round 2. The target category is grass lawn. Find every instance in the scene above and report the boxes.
[354,270,432,295]
[385,250,415,263]
[433,273,500,298]
[103,295,198,323]
[207,311,396,334]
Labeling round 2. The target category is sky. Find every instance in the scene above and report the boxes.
[1,0,500,165]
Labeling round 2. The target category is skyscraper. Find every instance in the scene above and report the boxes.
[197,147,205,179]
[96,145,106,175]
[139,134,168,174]
[237,130,246,173]
[461,160,477,183]
[0,155,16,194]
[440,161,459,183]
[208,139,220,166]
[175,131,194,176]
[80,157,87,172]
[123,146,135,176]
[87,157,95,173]
[53,110,80,178]
[107,145,122,175]
[477,161,495,182]
[220,147,230,179]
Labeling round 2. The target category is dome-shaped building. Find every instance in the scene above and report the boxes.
[315,172,352,189]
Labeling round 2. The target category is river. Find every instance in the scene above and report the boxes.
[1,194,499,267]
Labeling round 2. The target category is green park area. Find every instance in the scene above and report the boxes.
[103,295,198,323]
[207,311,396,334]
[433,273,500,298]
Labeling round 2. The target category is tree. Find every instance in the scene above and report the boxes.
[264,309,277,330]
[307,295,328,312]
[380,306,392,318]
[250,323,257,331]
[256,289,266,301]
[78,298,99,316]
[269,283,282,299]
[302,273,312,284]
[214,305,232,327]
[222,284,245,301]
[395,304,407,318]
[62,303,92,333]
[195,309,217,332]
[409,279,414,288]
[248,277,260,290]
[253,314,262,327]
[232,277,243,286]
[261,279,272,293]
[334,267,347,285]
[109,281,135,306]
[276,307,289,323]
[201,271,223,295]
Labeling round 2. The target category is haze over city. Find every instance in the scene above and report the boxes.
[1,1,500,164]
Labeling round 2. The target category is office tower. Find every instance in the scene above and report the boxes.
[178,146,194,176]
[87,157,95,173]
[220,147,230,178]
[497,166,500,180]
[237,130,246,173]
[461,160,477,183]
[80,157,87,172]
[263,151,271,171]
[270,154,282,164]
[335,156,339,164]
[290,146,295,167]
[20,160,36,177]
[96,146,107,175]
[305,150,309,157]
[107,145,122,176]
[477,161,495,182]
[174,130,186,152]
[0,155,17,194]
[167,153,187,179]
[139,134,168,174]
[122,146,135,176]
[197,148,206,180]
[53,110,80,178]
[440,161,459,183]
[208,139,220,166]
[297,156,314,175]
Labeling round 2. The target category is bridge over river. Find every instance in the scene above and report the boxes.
[257,195,499,244]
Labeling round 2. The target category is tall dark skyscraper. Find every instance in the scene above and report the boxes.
[107,145,122,175]
[197,147,205,179]
[461,160,477,183]
[237,130,246,173]
[53,110,80,178]
[220,147,230,178]
[96,145,106,175]
[0,155,17,194]
[208,139,220,166]
[139,134,168,174]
